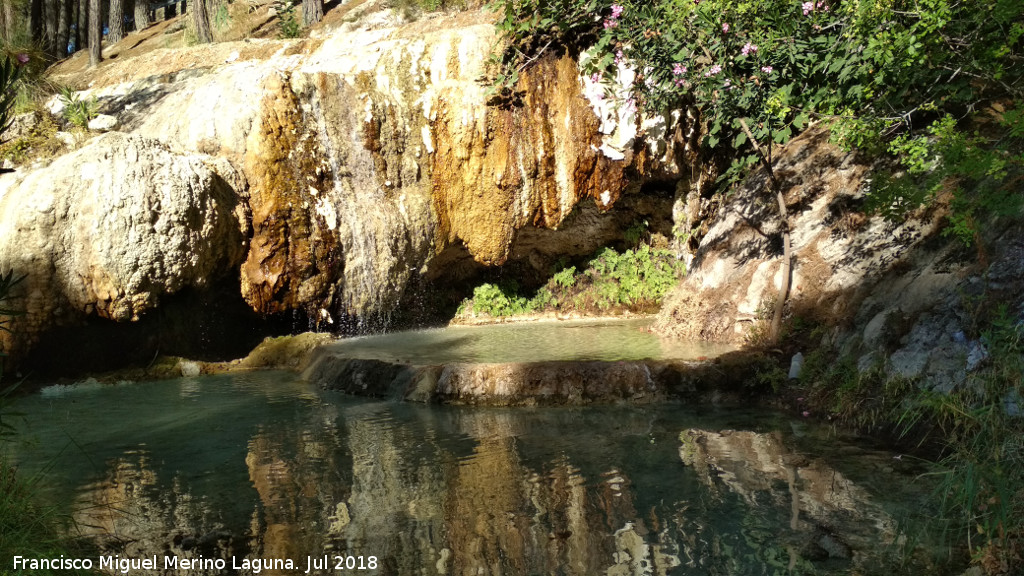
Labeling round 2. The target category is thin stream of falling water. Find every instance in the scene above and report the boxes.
[301,76,397,328]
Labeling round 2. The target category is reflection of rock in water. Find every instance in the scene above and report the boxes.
[336,408,681,576]
[678,429,896,570]
[73,451,248,568]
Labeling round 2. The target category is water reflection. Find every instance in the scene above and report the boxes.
[12,372,945,575]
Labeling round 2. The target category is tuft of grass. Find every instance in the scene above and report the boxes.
[895,306,1024,572]
[0,460,99,576]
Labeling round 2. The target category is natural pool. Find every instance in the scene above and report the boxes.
[313,318,735,364]
[10,369,952,575]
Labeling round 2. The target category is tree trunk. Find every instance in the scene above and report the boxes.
[737,118,792,345]
[302,0,321,27]
[44,0,58,57]
[29,0,43,44]
[57,0,70,57]
[88,0,100,67]
[191,0,211,42]
[2,0,13,44]
[76,0,87,53]
[163,1,175,20]
[108,0,123,41]
[133,0,149,31]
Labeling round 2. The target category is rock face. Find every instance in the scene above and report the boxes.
[655,128,1024,392]
[0,9,694,367]
[81,14,686,321]
[0,133,244,362]
[656,129,946,343]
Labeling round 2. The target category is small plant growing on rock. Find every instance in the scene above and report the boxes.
[58,87,98,129]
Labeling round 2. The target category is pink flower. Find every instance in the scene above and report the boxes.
[614,50,624,65]
[741,42,758,56]
[704,64,722,77]
[761,65,774,73]
[673,63,687,75]
[802,1,813,15]
[674,78,686,87]
[590,72,602,83]
[802,411,811,417]
[611,3,624,18]
[816,0,829,10]
[723,79,731,87]
[15,53,29,65]
[796,397,805,402]
[603,18,618,29]
[722,22,729,33]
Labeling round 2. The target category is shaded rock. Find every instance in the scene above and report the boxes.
[656,128,946,344]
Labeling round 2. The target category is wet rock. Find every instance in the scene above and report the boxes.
[179,360,201,377]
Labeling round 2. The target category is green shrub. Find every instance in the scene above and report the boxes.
[276,0,302,38]
[490,0,1024,242]
[457,244,684,319]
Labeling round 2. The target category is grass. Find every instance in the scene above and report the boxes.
[776,302,1024,575]
[0,460,99,576]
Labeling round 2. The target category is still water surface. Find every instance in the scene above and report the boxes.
[12,370,948,575]
[314,318,735,364]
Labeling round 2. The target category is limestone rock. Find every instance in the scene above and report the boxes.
[0,133,245,362]
[655,129,947,344]
[87,114,119,132]
[76,15,689,322]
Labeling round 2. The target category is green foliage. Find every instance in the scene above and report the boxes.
[0,463,101,576]
[391,0,468,20]
[464,281,536,317]
[458,244,684,318]
[276,0,302,38]
[58,87,98,129]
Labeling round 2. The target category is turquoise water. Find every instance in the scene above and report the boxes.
[316,318,735,364]
[10,371,949,575]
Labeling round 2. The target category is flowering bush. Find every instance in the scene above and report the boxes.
[491,0,1024,239]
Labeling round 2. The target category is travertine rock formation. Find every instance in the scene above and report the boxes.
[0,133,244,360]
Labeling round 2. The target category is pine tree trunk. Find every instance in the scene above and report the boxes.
[192,0,211,42]
[302,0,321,27]
[3,0,12,44]
[29,0,43,44]
[44,0,58,57]
[76,0,87,53]
[57,0,70,57]
[108,0,123,42]
[88,0,100,67]
[133,0,149,31]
